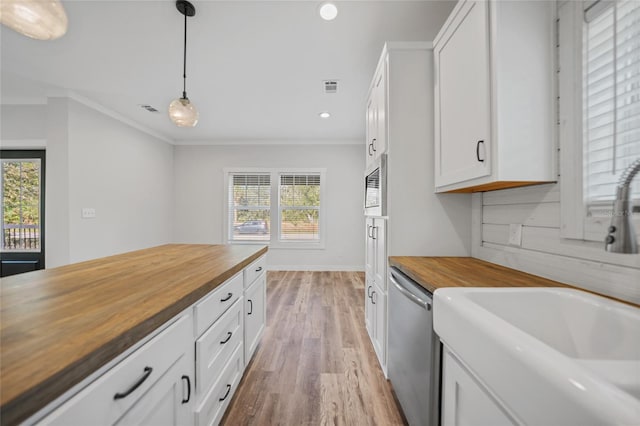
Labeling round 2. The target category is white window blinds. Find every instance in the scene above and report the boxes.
[279,174,321,241]
[228,173,271,241]
[583,0,640,207]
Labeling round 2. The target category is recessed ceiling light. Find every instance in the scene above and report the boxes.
[319,2,338,21]
[319,112,331,119]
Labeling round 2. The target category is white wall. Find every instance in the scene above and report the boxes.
[173,143,364,270]
[4,97,176,268]
[473,185,640,304]
[64,99,174,263]
[1,104,46,144]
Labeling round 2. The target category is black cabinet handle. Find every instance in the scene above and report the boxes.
[368,143,373,156]
[255,266,263,272]
[181,375,191,404]
[476,140,485,162]
[372,138,377,152]
[220,331,233,344]
[367,285,372,298]
[372,291,377,305]
[220,292,233,302]
[219,384,232,402]
[114,367,152,400]
[372,226,378,240]
[248,299,253,315]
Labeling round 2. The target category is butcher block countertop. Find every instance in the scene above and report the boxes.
[388,256,573,293]
[0,244,267,425]
[388,256,638,307]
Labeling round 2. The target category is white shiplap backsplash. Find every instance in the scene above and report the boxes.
[472,184,640,304]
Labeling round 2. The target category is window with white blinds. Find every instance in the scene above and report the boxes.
[225,169,325,245]
[279,174,321,241]
[228,173,271,241]
[583,0,640,209]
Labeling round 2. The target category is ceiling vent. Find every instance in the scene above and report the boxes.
[323,80,338,94]
[139,104,159,113]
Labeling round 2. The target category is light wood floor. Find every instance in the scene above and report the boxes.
[222,271,406,426]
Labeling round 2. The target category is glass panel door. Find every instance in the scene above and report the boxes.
[0,150,45,277]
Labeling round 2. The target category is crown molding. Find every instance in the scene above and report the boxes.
[173,138,363,146]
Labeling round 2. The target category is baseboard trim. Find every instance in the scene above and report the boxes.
[268,265,364,272]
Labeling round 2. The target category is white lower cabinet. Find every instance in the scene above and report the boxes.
[41,314,194,426]
[195,344,244,426]
[36,254,268,426]
[244,273,266,365]
[364,278,387,369]
[442,347,516,426]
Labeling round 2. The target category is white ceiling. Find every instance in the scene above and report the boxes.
[0,0,455,143]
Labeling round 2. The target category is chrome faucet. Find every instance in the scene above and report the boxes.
[605,158,640,254]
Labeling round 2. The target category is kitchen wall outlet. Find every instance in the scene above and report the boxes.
[508,224,523,247]
[81,208,96,219]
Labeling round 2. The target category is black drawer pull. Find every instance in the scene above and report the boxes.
[255,266,263,272]
[367,285,372,298]
[114,367,152,400]
[372,291,377,305]
[248,299,253,315]
[181,375,191,404]
[219,384,232,402]
[220,331,233,344]
[372,138,377,152]
[220,292,233,302]
[476,140,485,162]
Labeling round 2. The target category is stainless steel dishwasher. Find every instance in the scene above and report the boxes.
[388,267,441,426]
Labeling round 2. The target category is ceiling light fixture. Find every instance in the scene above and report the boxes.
[168,0,199,127]
[319,2,338,21]
[319,112,331,119]
[0,0,68,40]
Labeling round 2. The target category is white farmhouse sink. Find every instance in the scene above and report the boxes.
[434,287,640,425]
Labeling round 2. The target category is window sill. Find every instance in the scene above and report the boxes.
[228,240,325,250]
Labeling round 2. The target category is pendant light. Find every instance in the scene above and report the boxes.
[169,0,199,127]
[0,0,68,40]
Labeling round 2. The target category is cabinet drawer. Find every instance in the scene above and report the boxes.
[194,273,243,337]
[196,298,243,398]
[195,343,244,426]
[41,314,192,426]
[243,256,266,289]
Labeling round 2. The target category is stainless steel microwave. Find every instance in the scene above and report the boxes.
[364,154,387,216]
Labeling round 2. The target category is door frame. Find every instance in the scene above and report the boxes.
[1,149,46,275]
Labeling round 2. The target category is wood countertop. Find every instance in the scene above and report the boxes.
[0,244,267,425]
[388,256,577,293]
[388,257,638,307]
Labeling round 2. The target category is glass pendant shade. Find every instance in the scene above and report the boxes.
[169,97,199,127]
[0,0,68,40]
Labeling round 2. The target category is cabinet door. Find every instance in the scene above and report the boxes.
[244,273,266,365]
[115,354,192,426]
[373,62,387,159]
[365,94,376,167]
[435,0,491,188]
[365,217,375,276]
[442,349,516,426]
[372,283,386,366]
[364,278,375,340]
[373,219,386,290]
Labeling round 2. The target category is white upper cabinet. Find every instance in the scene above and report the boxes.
[434,0,557,193]
[365,58,387,167]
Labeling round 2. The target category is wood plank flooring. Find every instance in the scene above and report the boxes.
[222,271,406,426]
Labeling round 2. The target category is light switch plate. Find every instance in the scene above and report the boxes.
[508,224,522,246]
[81,208,96,219]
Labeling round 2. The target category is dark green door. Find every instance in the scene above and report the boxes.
[1,150,46,277]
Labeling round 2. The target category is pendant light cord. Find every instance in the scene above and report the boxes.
[182,11,187,99]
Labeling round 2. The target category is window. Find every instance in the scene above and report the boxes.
[228,173,271,242]
[559,0,640,241]
[225,169,325,247]
[280,174,321,241]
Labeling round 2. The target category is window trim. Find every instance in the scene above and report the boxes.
[223,167,326,249]
[559,0,640,242]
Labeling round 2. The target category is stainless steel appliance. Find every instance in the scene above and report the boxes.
[364,154,387,216]
[388,267,441,426]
